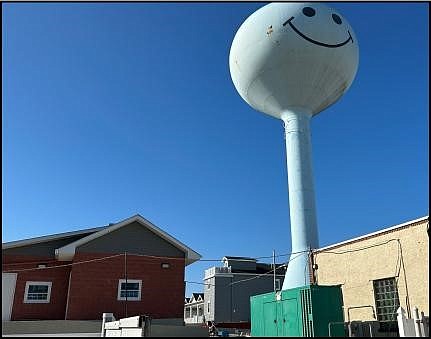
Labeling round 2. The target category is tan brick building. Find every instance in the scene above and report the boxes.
[312,216,429,325]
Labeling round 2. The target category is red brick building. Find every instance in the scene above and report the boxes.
[2,214,201,321]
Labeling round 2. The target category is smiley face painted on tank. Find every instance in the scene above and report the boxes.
[280,5,354,48]
[229,2,359,119]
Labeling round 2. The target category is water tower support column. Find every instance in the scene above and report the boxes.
[281,110,319,290]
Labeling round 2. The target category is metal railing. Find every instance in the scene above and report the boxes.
[204,266,232,279]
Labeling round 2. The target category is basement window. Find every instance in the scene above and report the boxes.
[24,281,52,303]
[117,279,142,301]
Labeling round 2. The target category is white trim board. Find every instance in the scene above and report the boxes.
[315,215,429,253]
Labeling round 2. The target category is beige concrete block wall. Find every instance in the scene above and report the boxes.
[313,218,429,322]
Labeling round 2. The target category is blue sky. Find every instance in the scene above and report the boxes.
[2,2,429,296]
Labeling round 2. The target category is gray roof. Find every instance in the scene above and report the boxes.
[3,214,202,266]
[2,226,106,250]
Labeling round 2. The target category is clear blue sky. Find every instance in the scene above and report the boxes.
[2,2,429,296]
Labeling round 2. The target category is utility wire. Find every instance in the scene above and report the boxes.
[315,238,400,255]
[2,254,124,273]
[227,251,306,287]
[2,249,308,273]
[3,239,405,282]
[315,238,407,321]
[2,259,58,266]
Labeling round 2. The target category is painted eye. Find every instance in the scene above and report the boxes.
[332,14,342,25]
[302,7,316,17]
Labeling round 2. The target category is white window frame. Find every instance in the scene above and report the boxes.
[117,279,142,301]
[24,281,52,303]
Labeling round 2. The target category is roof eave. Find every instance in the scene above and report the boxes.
[2,226,106,250]
[315,215,429,253]
[55,214,202,264]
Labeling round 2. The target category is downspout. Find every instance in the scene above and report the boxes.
[124,252,128,318]
[65,269,72,320]
[397,240,411,318]
[309,249,316,284]
[311,250,319,285]
[230,276,233,322]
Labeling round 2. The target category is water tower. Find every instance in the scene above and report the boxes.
[229,2,358,291]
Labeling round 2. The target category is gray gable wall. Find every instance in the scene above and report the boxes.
[76,221,185,258]
[2,234,97,258]
[204,273,285,323]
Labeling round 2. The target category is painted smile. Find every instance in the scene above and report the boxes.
[283,16,353,48]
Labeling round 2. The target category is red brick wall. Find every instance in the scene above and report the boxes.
[66,252,185,320]
[2,255,71,320]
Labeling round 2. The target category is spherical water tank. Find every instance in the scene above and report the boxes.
[229,2,359,119]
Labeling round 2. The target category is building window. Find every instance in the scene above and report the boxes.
[207,301,211,313]
[192,306,197,316]
[117,279,142,301]
[24,281,52,303]
[275,279,281,291]
[373,277,400,332]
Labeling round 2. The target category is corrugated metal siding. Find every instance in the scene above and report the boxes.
[208,273,285,323]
